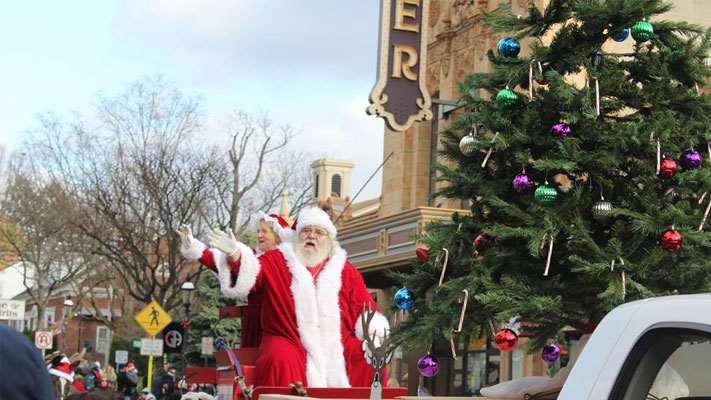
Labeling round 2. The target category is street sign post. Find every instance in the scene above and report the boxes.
[134,300,172,337]
[201,337,214,356]
[140,338,163,357]
[0,299,25,320]
[35,331,53,350]
[162,322,186,354]
[115,350,129,364]
[134,300,172,392]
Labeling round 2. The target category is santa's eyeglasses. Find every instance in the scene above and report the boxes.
[299,227,327,238]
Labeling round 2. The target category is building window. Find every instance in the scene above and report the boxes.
[45,307,55,328]
[314,174,320,198]
[331,174,342,197]
[96,326,111,355]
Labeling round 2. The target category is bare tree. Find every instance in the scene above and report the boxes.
[28,76,219,312]
[208,110,313,234]
[0,159,85,329]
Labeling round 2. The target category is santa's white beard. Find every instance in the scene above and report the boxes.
[294,239,330,267]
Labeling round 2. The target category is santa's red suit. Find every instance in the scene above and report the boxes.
[183,239,389,388]
[192,247,263,347]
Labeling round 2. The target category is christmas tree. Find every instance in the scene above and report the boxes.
[390,0,711,357]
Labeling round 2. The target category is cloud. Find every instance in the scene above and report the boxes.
[118,0,380,83]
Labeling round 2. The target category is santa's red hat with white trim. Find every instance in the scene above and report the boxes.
[253,211,293,241]
[48,355,74,382]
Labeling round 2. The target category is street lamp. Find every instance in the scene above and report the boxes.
[180,281,196,378]
[62,296,74,353]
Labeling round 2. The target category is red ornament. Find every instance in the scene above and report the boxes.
[660,229,682,252]
[557,343,568,355]
[659,158,677,179]
[474,234,498,252]
[415,248,430,261]
[494,328,519,352]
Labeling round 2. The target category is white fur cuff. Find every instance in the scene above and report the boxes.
[217,242,260,301]
[180,239,207,262]
[355,310,390,341]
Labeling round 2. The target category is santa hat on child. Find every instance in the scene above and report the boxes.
[253,211,293,241]
[48,355,75,382]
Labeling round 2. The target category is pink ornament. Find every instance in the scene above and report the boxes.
[512,174,534,193]
[551,123,571,137]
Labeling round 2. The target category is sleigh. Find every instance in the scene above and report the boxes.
[206,305,407,400]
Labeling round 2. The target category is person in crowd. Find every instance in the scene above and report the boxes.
[139,387,157,400]
[0,324,55,399]
[193,207,389,387]
[104,364,118,389]
[86,363,102,391]
[117,363,138,400]
[152,363,175,399]
[93,376,114,394]
[71,374,87,393]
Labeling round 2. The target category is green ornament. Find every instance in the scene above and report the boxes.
[496,89,518,108]
[631,20,653,42]
[534,185,558,206]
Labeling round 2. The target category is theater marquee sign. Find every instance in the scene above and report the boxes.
[367,0,432,132]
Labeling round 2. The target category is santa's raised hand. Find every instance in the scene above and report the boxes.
[177,225,195,248]
[208,228,241,260]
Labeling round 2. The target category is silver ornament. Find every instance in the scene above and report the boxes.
[459,133,478,156]
[592,200,613,221]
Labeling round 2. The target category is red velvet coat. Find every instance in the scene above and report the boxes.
[215,242,389,388]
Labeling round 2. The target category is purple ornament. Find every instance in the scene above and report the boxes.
[417,355,440,377]
[551,123,571,137]
[541,344,561,363]
[680,150,702,170]
[512,174,534,193]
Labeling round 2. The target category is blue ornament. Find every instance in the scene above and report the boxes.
[612,27,630,42]
[497,37,521,58]
[394,288,415,310]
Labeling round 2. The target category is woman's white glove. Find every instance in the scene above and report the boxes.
[177,225,195,248]
[208,228,240,258]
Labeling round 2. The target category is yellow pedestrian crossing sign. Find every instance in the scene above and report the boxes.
[134,300,172,337]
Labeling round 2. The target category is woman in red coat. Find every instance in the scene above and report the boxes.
[178,212,292,347]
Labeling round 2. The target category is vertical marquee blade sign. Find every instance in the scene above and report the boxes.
[367,0,432,132]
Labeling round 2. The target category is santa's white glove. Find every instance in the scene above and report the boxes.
[208,228,240,258]
[177,225,195,249]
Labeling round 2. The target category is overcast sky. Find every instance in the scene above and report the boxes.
[0,0,386,201]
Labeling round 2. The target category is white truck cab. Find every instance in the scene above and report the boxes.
[559,294,711,399]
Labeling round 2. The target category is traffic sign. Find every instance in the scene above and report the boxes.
[162,322,185,354]
[140,338,164,356]
[132,339,141,349]
[115,350,128,364]
[35,331,53,349]
[134,300,171,337]
[201,337,214,356]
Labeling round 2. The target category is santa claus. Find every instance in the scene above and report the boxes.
[183,207,389,388]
